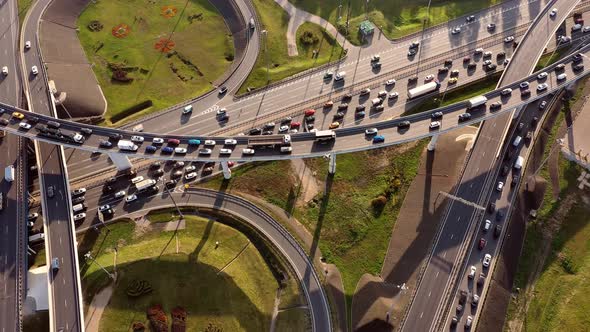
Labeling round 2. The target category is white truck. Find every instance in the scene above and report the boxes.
[135,179,157,192]
[514,156,524,170]
[29,233,45,243]
[315,130,336,142]
[5,165,14,182]
[467,95,488,109]
[407,81,440,99]
[118,139,139,152]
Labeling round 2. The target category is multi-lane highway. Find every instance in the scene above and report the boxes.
[401,0,581,331]
[0,0,26,330]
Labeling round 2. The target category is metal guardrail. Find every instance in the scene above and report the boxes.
[15,137,26,332]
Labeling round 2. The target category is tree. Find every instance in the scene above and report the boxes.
[300,31,319,46]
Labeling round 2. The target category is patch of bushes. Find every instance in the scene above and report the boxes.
[203,323,223,332]
[110,100,153,123]
[126,279,153,297]
[88,20,103,32]
[147,304,168,332]
[171,306,187,332]
[299,30,319,45]
[132,322,146,331]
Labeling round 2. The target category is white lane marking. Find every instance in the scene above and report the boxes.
[442,252,447,258]
[420,312,424,319]
[450,234,454,240]
[428,291,432,297]
[436,271,439,278]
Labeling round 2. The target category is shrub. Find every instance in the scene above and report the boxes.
[204,323,222,332]
[126,279,153,297]
[147,304,168,332]
[299,31,319,45]
[171,306,187,332]
[371,195,387,208]
[132,322,146,331]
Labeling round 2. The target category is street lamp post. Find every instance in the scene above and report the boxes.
[84,252,115,281]
[262,30,270,85]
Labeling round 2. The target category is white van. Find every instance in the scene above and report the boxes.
[183,105,193,114]
[513,136,522,147]
[514,156,524,169]
[557,73,567,81]
[72,203,86,213]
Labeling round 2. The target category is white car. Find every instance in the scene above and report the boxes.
[18,122,31,130]
[242,148,255,155]
[185,165,197,172]
[98,204,111,212]
[125,194,137,203]
[370,54,380,62]
[290,129,299,134]
[468,266,477,279]
[537,83,548,91]
[496,181,504,192]
[199,148,212,155]
[429,121,441,130]
[365,128,378,135]
[483,60,492,66]
[130,135,144,143]
[204,140,216,146]
[424,74,434,82]
[72,188,86,195]
[451,27,461,35]
[185,172,198,180]
[483,220,491,232]
[504,58,510,65]
[114,190,126,198]
[131,176,144,184]
[219,148,233,155]
[504,36,514,43]
[483,254,492,267]
[550,8,557,17]
[583,26,590,33]
[283,134,291,144]
[216,108,227,115]
[31,66,38,75]
[73,213,86,221]
[2,66,7,75]
[224,139,237,145]
[25,40,31,49]
[152,137,164,144]
[537,72,548,80]
[28,212,39,220]
[278,125,289,132]
[265,122,275,128]
[174,147,187,154]
[501,88,512,96]
[389,92,399,99]
[385,79,396,86]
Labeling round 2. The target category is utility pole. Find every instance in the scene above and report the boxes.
[262,30,270,85]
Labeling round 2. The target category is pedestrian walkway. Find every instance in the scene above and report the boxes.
[561,94,590,170]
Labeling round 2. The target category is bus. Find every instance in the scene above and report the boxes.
[315,130,336,142]
[135,179,157,192]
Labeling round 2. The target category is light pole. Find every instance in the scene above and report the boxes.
[262,30,270,85]
[85,252,115,281]
[415,0,433,76]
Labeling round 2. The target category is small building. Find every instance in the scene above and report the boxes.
[359,20,375,36]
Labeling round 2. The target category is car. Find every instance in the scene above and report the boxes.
[496,181,504,192]
[483,254,492,267]
[374,105,385,112]
[372,135,385,143]
[512,173,520,186]
[279,125,289,132]
[12,112,24,119]
[424,74,434,82]
[130,135,144,143]
[478,238,487,250]
[482,60,492,66]
[19,122,31,130]
[1,66,7,75]
[338,103,349,110]
[153,169,165,177]
[355,111,366,118]
[466,15,475,22]
[459,290,468,304]
[408,76,418,84]
[484,219,491,232]
[204,140,216,146]
[356,105,366,112]
[487,23,496,31]
[47,185,55,198]
[519,81,529,89]
[334,112,345,119]
[496,51,506,59]
[477,273,486,288]
[456,304,464,314]
[242,148,255,155]
[187,139,201,146]
[496,209,505,221]
[516,122,525,132]
[171,170,183,178]
[447,77,457,84]
[555,63,566,71]
[25,40,31,49]
[474,47,484,54]
[28,212,39,220]
[114,190,126,199]
[539,100,547,110]
[451,316,458,328]
[494,224,502,237]
[185,172,198,180]
[431,111,443,119]
[202,166,214,173]
[444,59,453,67]
[465,316,473,330]
[215,108,227,116]
[458,113,471,122]
[218,86,228,94]
[185,165,197,173]
[558,35,571,43]
[537,72,548,80]
[324,101,334,108]
[531,116,539,126]
[199,148,212,155]
[388,92,399,99]
[289,129,299,134]
[370,54,380,62]
[500,88,512,98]
[488,201,496,213]
[397,121,410,129]
[262,130,274,135]
[550,8,557,17]
[31,66,38,75]
[407,49,417,57]
[360,88,371,95]
[483,51,492,58]
[102,185,114,194]
[305,115,316,122]
[0,118,8,126]
[463,56,471,63]
[467,63,477,70]
[280,146,293,153]
[342,93,353,101]
[409,41,420,48]
[468,266,477,279]
[449,69,459,78]
[329,122,340,129]
[504,36,514,43]
[73,213,86,221]
[323,71,333,79]
[472,294,480,307]
[167,138,180,146]
[78,127,92,136]
[572,53,583,63]
[385,79,396,86]
[429,121,441,130]
[263,122,275,129]
[72,188,86,196]
[173,161,185,168]
[490,101,502,110]
[583,26,590,33]
[537,83,548,91]
[521,89,531,97]
[165,180,178,188]
[219,148,232,155]
[486,63,497,71]
[574,64,584,72]
[451,27,461,35]
[109,133,122,141]
[224,139,237,146]
[365,128,378,135]
[124,194,137,203]
[98,204,111,212]
[304,109,316,116]
[99,140,112,148]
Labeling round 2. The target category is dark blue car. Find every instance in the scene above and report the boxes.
[162,146,174,154]
[145,145,158,153]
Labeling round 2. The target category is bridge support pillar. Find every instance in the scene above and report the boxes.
[328,154,336,174]
[108,153,132,171]
[427,134,439,151]
[221,161,232,180]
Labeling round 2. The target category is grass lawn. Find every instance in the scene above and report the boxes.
[406,74,500,115]
[288,0,500,44]
[80,216,306,331]
[535,46,571,71]
[202,141,428,312]
[77,0,234,124]
[239,0,344,93]
[17,0,33,28]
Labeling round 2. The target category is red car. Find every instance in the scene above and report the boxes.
[168,138,180,145]
[290,122,301,128]
[304,109,316,116]
[478,238,487,250]
[227,161,235,167]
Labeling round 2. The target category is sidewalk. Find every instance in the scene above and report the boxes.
[351,126,477,331]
